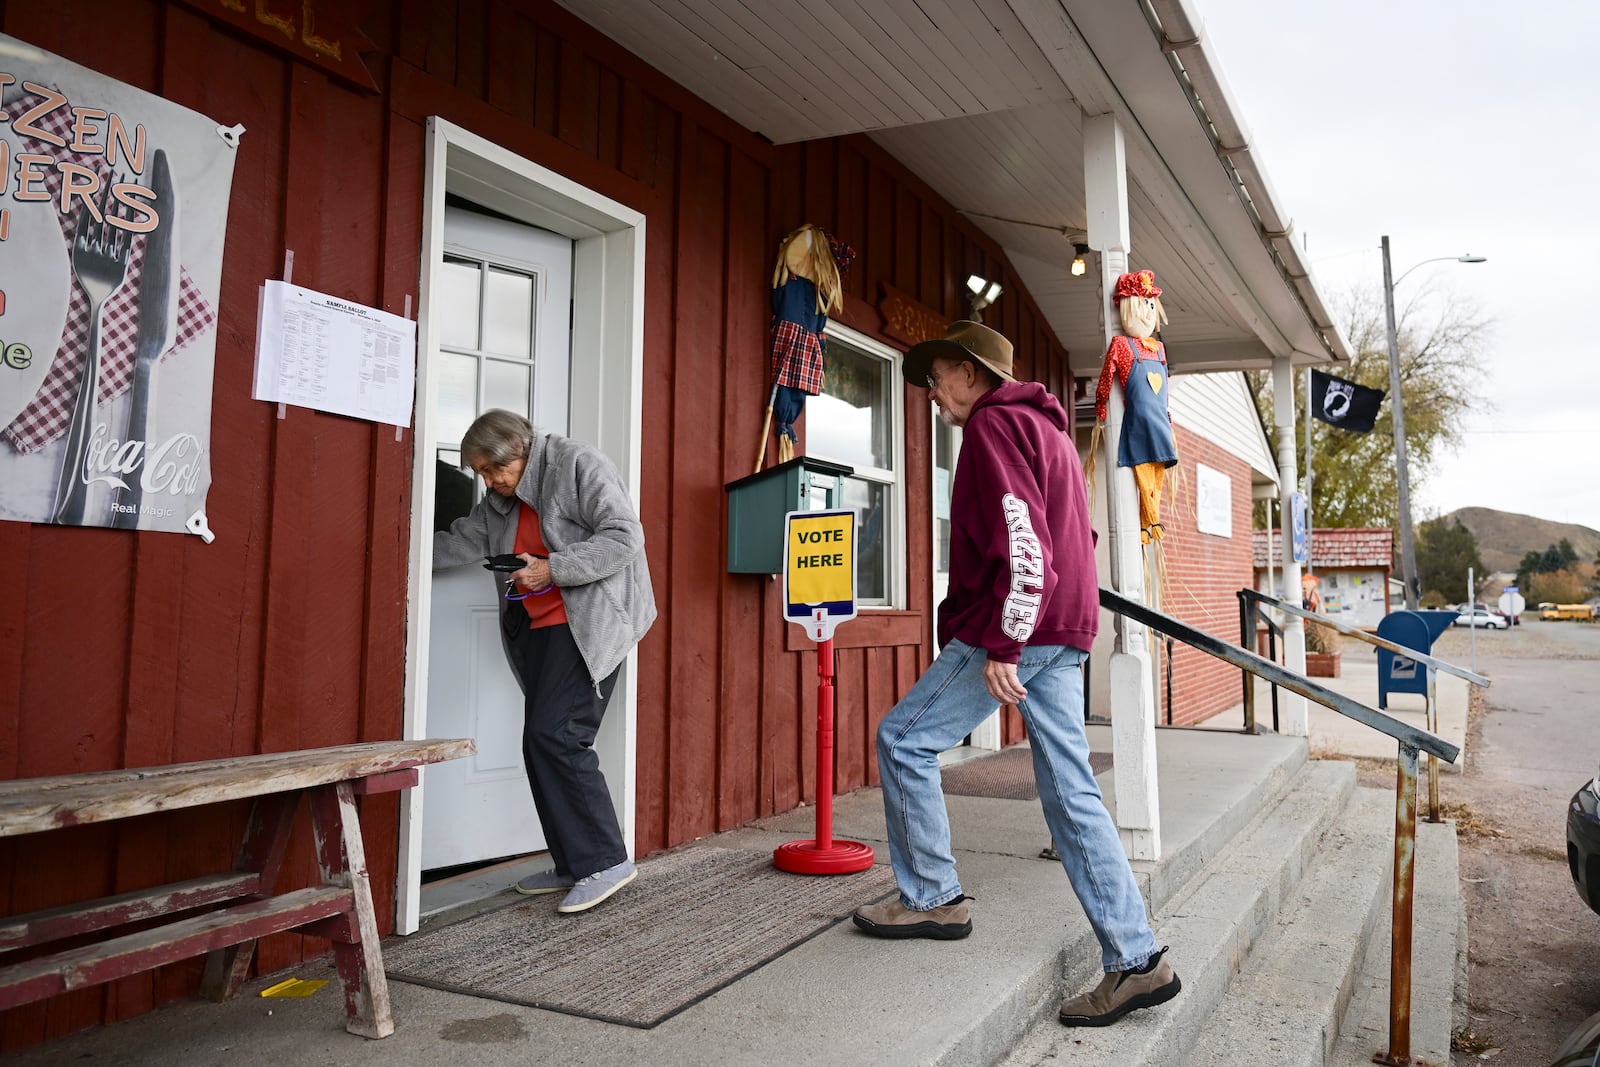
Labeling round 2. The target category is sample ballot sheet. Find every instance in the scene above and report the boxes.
[253,280,416,426]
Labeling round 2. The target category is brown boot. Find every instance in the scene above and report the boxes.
[1058,946,1180,1026]
[852,896,972,940]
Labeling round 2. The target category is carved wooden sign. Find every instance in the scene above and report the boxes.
[173,0,378,92]
[878,284,950,347]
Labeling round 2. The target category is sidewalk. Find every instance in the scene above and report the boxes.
[10,726,1307,1067]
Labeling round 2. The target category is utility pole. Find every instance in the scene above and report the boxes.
[1381,236,1420,611]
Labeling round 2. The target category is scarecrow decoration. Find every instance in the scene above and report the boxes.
[1091,269,1178,544]
[755,223,854,471]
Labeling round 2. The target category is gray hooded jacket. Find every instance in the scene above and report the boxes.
[433,432,657,686]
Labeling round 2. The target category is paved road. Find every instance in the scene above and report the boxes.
[1446,620,1600,1065]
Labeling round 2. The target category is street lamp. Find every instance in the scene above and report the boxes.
[1381,237,1487,609]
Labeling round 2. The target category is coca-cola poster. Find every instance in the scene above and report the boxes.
[0,33,239,540]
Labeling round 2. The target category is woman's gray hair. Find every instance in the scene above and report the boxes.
[461,409,536,468]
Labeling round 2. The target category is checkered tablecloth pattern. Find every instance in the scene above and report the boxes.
[1,90,217,454]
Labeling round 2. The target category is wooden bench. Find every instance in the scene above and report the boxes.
[0,738,474,1039]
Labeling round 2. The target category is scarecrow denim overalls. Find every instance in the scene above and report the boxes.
[875,638,1160,971]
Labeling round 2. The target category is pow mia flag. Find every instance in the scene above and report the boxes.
[1310,370,1384,433]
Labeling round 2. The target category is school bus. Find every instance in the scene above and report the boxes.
[1540,603,1596,622]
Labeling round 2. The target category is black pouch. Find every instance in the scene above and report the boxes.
[501,596,529,642]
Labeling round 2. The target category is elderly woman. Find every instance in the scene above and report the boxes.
[434,410,657,913]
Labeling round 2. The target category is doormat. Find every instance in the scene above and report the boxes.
[940,745,1113,801]
[384,846,896,1028]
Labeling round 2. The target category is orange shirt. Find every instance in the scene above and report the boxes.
[513,503,569,629]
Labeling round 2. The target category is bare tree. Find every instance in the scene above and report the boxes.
[1251,282,1494,531]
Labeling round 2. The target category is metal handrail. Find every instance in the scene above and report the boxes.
[1102,587,1458,762]
[1240,589,1492,688]
[1242,589,1493,837]
[1099,585,1459,1065]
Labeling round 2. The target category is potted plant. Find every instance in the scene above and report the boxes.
[1304,618,1341,677]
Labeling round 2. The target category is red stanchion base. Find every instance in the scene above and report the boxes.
[772,839,875,874]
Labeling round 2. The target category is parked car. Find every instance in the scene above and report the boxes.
[1552,1008,1600,1067]
[1570,768,1600,916]
[1453,607,1507,629]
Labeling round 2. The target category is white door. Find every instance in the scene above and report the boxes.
[422,205,572,870]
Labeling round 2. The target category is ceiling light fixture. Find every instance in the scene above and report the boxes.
[1070,243,1089,277]
[965,274,1002,321]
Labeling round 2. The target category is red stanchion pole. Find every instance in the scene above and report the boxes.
[815,637,835,850]
[773,636,874,875]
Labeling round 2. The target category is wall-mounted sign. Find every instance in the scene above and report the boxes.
[252,281,416,427]
[783,508,856,642]
[878,284,950,347]
[1195,462,1231,537]
[0,33,239,541]
[173,0,379,92]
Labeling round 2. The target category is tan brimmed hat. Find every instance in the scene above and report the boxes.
[902,320,1016,387]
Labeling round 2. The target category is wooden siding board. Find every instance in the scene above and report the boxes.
[485,5,535,122]
[861,646,896,790]
[716,148,766,830]
[394,0,432,68]
[759,582,799,814]
[664,120,725,844]
[0,523,28,783]
[833,647,863,791]
[425,0,459,83]
[454,0,488,99]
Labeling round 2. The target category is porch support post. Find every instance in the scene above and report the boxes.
[1085,112,1160,860]
[1271,354,1309,735]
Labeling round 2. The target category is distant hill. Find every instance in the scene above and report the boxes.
[1444,507,1600,574]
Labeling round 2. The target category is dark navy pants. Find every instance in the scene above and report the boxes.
[503,616,626,880]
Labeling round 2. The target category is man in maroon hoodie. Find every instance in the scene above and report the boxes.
[851,320,1180,1028]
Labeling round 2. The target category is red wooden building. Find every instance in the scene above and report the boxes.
[0,0,1350,1048]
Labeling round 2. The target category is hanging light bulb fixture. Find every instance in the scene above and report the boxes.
[965,274,1003,321]
[1070,243,1089,277]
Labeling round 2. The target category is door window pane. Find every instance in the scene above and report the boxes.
[484,360,531,420]
[483,267,535,358]
[808,345,892,470]
[438,257,481,350]
[436,352,478,446]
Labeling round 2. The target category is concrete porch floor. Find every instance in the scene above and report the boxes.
[10,726,1315,1067]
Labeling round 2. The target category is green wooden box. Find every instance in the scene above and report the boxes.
[724,457,855,574]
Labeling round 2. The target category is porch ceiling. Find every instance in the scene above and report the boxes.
[560,0,1352,375]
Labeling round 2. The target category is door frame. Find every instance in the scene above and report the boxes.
[398,117,646,934]
[930,417,1000,752]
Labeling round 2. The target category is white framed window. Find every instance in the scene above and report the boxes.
[804,323,905,609]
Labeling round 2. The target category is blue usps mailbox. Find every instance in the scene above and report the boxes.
[1375,610,1457,709]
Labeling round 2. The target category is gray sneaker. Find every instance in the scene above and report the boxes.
[556,859,637,913]
[513,870,575,896]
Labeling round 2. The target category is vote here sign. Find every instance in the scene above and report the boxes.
[783,509,857,641]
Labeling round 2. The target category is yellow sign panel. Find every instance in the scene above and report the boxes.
[786,511,855,608]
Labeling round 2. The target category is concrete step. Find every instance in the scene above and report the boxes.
[1330,819,1461,1067]
[1000,759,1359,1066]
[1182,786,1396,1067]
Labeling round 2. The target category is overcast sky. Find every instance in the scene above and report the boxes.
[1198,0,1600,535]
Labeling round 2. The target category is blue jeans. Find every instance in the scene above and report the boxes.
[875,639,1159,971]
